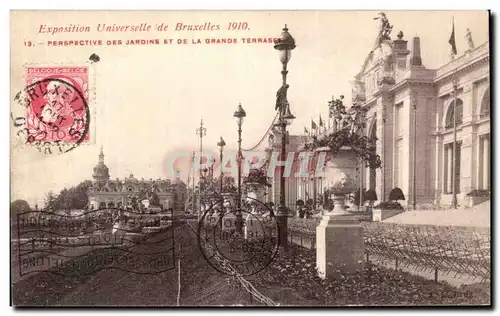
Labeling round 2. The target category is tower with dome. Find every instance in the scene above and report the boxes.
[87,147,187,212]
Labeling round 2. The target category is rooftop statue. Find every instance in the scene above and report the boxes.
[466,28,475,49]
[373,12,393,49]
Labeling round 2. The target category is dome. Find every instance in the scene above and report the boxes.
[93,164,109,176]
[125,174,139,183]
[92,146,110,182]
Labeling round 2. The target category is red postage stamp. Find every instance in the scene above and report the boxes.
[24,66,90,145]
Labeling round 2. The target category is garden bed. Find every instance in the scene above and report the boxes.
[253,244,490,306]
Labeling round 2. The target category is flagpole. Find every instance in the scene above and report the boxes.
[449,16,457,61]
[318,115,321,135]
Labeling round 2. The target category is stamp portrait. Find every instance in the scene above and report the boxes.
[24,66,90,145]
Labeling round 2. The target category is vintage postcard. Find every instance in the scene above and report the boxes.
[10,10,491,307]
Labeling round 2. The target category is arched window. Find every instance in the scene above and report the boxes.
[480,88,490,119]
[445,99,463,129]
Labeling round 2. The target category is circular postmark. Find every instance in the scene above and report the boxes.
[197,197,279,276]
[12,69,90,154]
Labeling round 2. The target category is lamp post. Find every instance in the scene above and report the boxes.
[217,137,226,193]
[274,25,296,251]
[233,103,246,233]
[411,91,418,210]
[196,119,207,221]
[451,77,459,209]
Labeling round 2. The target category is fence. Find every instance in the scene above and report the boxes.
[182,278,232,305]
[185,221,277,306]
[363,222,490,283]
[287,221,491,283]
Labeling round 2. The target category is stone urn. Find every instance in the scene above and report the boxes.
[245,182,266,203]
[317,146,359,213]
[328,173,357,214]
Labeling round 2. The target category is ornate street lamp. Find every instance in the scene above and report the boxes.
[233,103,246,233]
[274,25,296,251]
[217,137,226,193]
[196,119,207,220]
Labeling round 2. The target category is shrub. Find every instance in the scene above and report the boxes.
[466,189,490,197]
[365,189,378,203]
[388,187,405,202]
[373,201,404,210]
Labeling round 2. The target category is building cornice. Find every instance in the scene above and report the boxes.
[389,78,434,94]
[433,42,490,83]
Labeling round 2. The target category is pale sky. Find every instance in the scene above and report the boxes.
[10,11,489,206]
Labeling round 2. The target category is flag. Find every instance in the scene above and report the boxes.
[311,119,317,130]
[449,17,457,55]
[304,126,309,134]
[319,115,324,127]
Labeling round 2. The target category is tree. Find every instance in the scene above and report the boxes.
[389,187,405,202]
[43,180,93,211]
[71,180,93,209]
[11,200,31,214]
[44,191,58,211]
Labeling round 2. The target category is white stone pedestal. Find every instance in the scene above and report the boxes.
[316,213,365,279]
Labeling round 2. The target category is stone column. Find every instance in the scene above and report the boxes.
[447,145,453,193]
[483,135,490,189]
[460,135,473,195]
[434,136,443,204]
[375,107,384,200]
